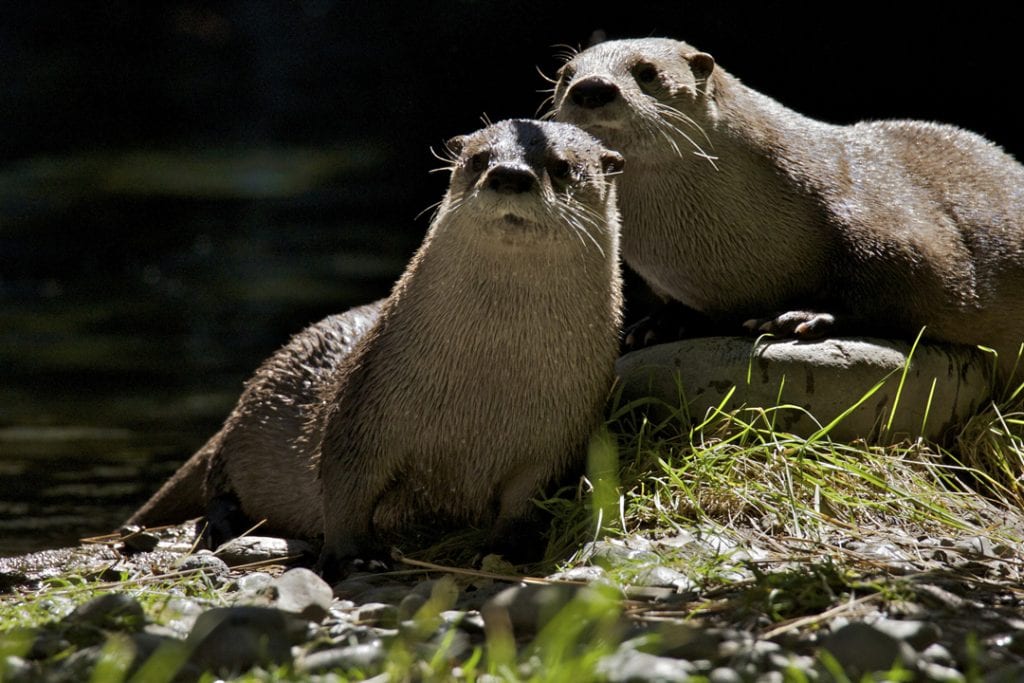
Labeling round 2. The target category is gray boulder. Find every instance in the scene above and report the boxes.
[616,336,991,443]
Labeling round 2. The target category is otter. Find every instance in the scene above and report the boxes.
[126,119,625,578]
[551,37,1024,383]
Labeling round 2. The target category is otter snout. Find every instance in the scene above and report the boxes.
[485,163,537,194]
[568,76,620,109]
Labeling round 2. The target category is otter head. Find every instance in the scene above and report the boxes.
[551,38,716,161]
[441,119,624,251]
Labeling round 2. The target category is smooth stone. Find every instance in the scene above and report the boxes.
[871,617,941,649]
[175,551,230,576]
[273,567,334,622]
[331,577,376,601]
[652,622,722,661]
[480,584,582,639]
[820,621,918,677]
[1,656,35,683]
[617,336,991,443]
[633,565,696,592]
[582,540,661,568]
[213,536,315,566]
[919,661,966,682]
[355,602,400,627]
[235,572,275,593]
[595,649,694,682]
[184,606,307,674]
[546,565,609,583]
[441,610,485,635]
[157,597,206,638]
[298,642,386,674]
[708,667,743,683]
[921,642,955,665]
[356,583,418,606]
[118,525,160,553]
[63,593,145,635]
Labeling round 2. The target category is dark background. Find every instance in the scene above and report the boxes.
[2,2,1021,552]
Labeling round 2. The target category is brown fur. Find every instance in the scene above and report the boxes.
[127,120,625,573]
[552,38,1024,384]
[126,302,383,536]
[315,119,624,572]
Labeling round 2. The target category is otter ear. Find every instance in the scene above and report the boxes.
[687,52,716,84]
[601,150,625,175]
[446,135,468,157]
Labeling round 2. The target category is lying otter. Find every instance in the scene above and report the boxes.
[127,119,625,578]
[552,37,1024,383]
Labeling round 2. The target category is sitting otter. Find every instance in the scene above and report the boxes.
[127,119,626,578]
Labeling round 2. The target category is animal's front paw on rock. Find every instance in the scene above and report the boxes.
[745,311,836,339]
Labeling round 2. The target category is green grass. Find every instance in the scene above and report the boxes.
[4,363,1024,681]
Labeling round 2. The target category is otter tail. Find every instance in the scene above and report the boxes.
[125,432,219,528]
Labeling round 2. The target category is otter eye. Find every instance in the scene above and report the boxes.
[634,63,659,84]
[468,151,490,174]
[548,158,573,182]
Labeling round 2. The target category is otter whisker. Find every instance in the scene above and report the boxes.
[535,64,558,85]
[556,200,605,258]
[414,198,447,222]
[550,43,581,62]
[655,102,714,147]
[535,94,556,119]
[652,105,719,170]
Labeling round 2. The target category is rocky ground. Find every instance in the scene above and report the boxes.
[2,516,1024,682]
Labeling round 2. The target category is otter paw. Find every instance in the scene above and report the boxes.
[745,311,836,339]
[317,541,390,584]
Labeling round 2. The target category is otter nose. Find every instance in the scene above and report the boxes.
[485,164,536,194]
[569,77,620,109]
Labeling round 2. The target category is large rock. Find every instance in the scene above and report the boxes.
[616,337,992,443]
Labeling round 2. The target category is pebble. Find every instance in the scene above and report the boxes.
[184,606,303,674]
[235,571,275,592]
[595,649,694,682]
[583,540,662,568]
[175,550,230,576]
[708,667,743,683]
[63,593,145,633]
[213,535,315,566]
[651,622,722,661]
[156,597,206,637]
[298,642,387,674]
[480,584,582,638]
[547,565,609,583]
[118,525,161,553]
[633,565,695,592]
[820,621,918,678]
[355,602,400,627]
[872,617,941,649]
[273,567,334,622]
[919,661,966,682]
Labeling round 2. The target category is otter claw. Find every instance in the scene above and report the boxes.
[749,311,836,339]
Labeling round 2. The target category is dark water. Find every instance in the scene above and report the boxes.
[0,147,419,555]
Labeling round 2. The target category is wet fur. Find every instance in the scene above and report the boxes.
[553,38,1024,383]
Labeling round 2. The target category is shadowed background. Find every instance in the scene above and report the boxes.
[2,2,1020,553]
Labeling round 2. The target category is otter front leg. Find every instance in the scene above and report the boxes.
[486,464,554,563]
[744,311,837,339]
[317,453,394,583]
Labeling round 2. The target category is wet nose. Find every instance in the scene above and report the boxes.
[485,164,536,194]
[569,77,620,109]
